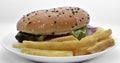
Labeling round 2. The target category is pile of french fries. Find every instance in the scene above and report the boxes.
[13,27,115,57]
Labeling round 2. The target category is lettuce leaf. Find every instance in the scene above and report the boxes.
[71,27,86,40]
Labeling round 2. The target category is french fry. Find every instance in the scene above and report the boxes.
[49,35,78,42]
[74,37,115,55]
[89,29,112,41]
[22,37,96,51]
[73,29,113,56]
[13,43,23,48]
[13,40,80,49]
[73,47,89,56]
[87,38,115,53]
[13,32,97,50]
[73,37,97,56]
[21,48,73,57]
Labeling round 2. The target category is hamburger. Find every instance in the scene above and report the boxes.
[15,7,96,42]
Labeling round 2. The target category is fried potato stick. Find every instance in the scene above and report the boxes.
[74,37,115,55]
[21,37,96,51]
[73,29,113,56]
[73,37,97,56]
[13,43,23,48]
[89,29,112,41]
[87,38,115,53]
[21,48,73,57]
[73,47,89,56]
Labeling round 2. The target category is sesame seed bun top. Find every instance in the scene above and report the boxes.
[17,7,90,35]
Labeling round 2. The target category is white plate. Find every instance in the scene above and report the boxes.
[1,33,116,63]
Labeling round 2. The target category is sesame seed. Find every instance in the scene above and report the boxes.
[32,11,35,13]
[57,15,59,17]
[46,10,48,12]
[77,8,80,10]
[87,14,89,17]
[75,11,78,13]
[48,15,51,17]
[72,26,74,28]
[28,22,31,24]
[75,23,78,26]
[62,12,65,14]
[72,11,75,15]
[35,13,37,15]
[54,21,56,24]
[56,10,58,12]
[27,14,30,16]
[88,17,89,19]
[59,13,61,15]
[69,15,72,18]
[82,17,84,20]
[71,9,74,11]
[45,10,48,13]
[79,19,82,22]
[28,18,30,20]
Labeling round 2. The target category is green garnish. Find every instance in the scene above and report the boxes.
[71,27,86,40]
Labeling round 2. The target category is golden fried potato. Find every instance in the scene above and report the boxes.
[73,47,89,56]
[21,48,73,57]
[89,29,112,41]
[13,43,23,48]
[87,38,115,53]
[21,37,96,51]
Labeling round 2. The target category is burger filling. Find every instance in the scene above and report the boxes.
[15,25,96,43]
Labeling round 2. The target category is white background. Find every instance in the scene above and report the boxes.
[0,0,120,25]
[0,0,120,63]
